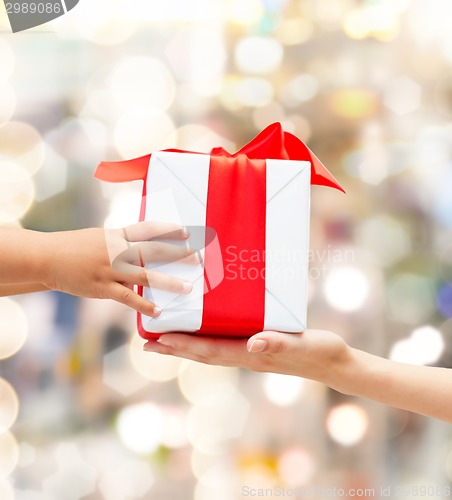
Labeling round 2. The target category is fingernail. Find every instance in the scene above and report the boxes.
[183,226,190,238]
[248,339,267,353]
[153,306,162,317]
[157,336,175,347]
[182,281,193,294]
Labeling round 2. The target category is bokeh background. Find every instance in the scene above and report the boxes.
[1,0,452,498]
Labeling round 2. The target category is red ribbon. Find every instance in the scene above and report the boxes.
[198,155,267,336]
[94,122,344,338]
[94,122,345,193]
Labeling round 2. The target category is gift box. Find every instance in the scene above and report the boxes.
[95,123,344,339]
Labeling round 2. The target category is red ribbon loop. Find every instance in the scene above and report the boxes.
[94,123,345,193]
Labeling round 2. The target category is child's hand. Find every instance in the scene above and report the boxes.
[42,221,195,316]
[143,329,350,385]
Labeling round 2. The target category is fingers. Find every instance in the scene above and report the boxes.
[108,283,161,317]
[123,221,188,242]
[247,331,304,354]
[119,241,199,266]
[143,339,241,367]
[149,334,249,360]
[113,263,193,294]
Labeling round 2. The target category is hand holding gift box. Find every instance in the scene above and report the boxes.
[95,123,344,339]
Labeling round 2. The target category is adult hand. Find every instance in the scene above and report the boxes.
[143,329,350,385]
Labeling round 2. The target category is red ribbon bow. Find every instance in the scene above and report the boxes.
[94,122,345,193]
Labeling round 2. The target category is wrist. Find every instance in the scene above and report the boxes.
[30,230,57,284]
[328,347,389,398]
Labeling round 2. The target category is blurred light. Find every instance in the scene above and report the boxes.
[226,0,264,26]
[281,74,319,106]
[0,122,45,175]
[412,126,451,172]
[262,0,290,11]
[194,464,236,500]
[56,0,135,45]
[446,445,452,482]
[282,115,312,143]
[0,298,28,360]
[187,386,249,454]
[343,5,400,41]
[252,103,285,131]
[45,118,108,167]
[104,189,141,229]
[114,112,176,159]
[0,431,19,478]
[119,0,221,23]
[0,480,13,500]
[277,447,316,487]
[178,360,239,404]
[432,167,452,228]
[219,76,244,111]
[326,404,369,447]
[174,83,211,114]
[275,18,314,46]
[129,333,182,382]
[159,407,189,449]
[0,40,14,79]
[437,284,452,318]
[345,144,409,186]
[42,442,97,500]
[103,343,150,396]
[109,57,175,115]
[328,89,378,119]
[191,450,230,481]
[343,9,368,40]
[116,403,163,455]
[176,124,235,153]
[99,458,154,500]
[356,215,411,267]
[165,29,226,89]
[387,274,436,324]
[434,75,452,118]
[324,266,370,312]
[32,146,67,202]
[0,161,34,223]
[17,442,37,468]
[263,373,305,407]
[236,78,274,107]
[0,378,19,433]
[389,326,444,365]
[384,77,422,115]
[235,37,283,75]
[0,82,15,127]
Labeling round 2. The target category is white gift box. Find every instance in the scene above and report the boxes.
[94,122,344,338]
[140,151,311,336]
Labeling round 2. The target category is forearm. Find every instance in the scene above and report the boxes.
[0,228,52,284]
[333,348,452,422]
[0,283,50,296]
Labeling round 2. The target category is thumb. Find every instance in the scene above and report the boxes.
[247,331,294,354]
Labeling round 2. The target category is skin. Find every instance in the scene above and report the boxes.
[0,221,196,316]
[3,222,450,422]
[143,330,452,423]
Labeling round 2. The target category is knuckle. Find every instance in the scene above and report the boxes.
[143,269,153,286]
[268,338,285,354]
[121,288,134,305]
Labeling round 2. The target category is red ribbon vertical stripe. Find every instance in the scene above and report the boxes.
[198,155,267,336]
